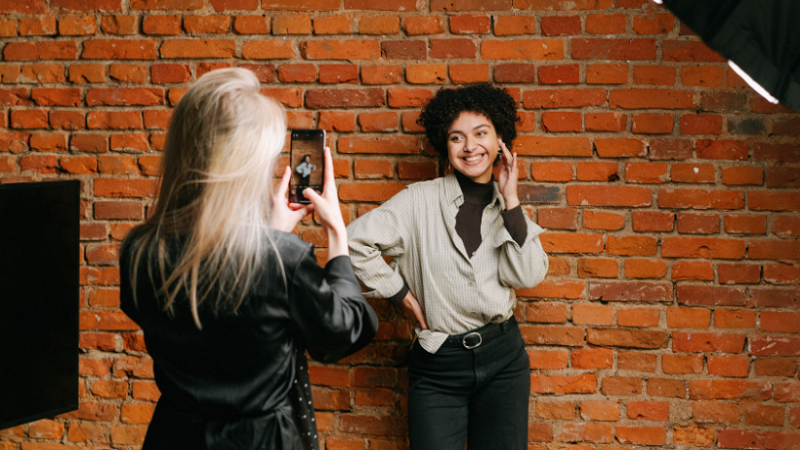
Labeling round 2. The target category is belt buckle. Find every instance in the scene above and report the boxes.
[462,331,482,349]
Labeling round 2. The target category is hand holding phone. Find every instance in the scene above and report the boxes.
[302,146,348,260]
[289,129,326,204]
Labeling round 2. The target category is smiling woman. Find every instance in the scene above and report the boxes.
[347,83,549,450]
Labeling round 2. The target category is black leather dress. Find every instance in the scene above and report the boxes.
[119,230,379,450]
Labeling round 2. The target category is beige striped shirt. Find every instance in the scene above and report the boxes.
[347,173,549,353]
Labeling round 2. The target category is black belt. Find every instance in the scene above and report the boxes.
[440,316,516,349]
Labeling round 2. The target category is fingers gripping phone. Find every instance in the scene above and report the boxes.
[289,129,326,204]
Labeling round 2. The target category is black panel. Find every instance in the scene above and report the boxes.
[0,180,80,430]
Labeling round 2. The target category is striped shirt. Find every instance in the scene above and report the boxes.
[347,172,549,353]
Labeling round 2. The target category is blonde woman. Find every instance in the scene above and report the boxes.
[120,68,378,450]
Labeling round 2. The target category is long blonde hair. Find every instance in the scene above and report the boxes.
[127,68,286,329]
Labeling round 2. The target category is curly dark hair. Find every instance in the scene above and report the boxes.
[417,83,519,168]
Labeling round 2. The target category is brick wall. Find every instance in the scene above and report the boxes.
[1,0,799,448]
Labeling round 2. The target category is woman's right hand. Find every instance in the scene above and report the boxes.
[303,147,348,260]
[400,291,428,330]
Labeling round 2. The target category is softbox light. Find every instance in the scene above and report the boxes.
[660,0,800,111]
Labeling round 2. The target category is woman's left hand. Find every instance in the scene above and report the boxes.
[270,166,314,233]
[497,139,520,210]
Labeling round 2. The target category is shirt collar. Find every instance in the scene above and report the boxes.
[443,171,504,209]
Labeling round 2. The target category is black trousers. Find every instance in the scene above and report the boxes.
[407,317,530,450]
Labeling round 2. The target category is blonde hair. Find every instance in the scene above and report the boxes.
[127,68,287,329]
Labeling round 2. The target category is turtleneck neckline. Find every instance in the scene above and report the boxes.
[454,170,494,205]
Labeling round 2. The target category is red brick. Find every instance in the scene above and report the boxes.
[749,192,800,212]
[430,39,476,59]
[523,88,604,109]
[677,285,747,306]
[658,189,744,210]
[682,65,724,87]
[763,262,800,284]
[18,17,55,35]
[774,215,800,238]
[307,89,385,108]
[381,40,427,60]
[586,63,627,84]
[722,167,763,186]
[610,88,694,109]
[319,64,359,84]
[751,336,800,357]
[676,212,719,233]
[671,260,714,281]
[624,258,666,279]
[528,349,569,370]
[680,114,722,135]
[70,134,108,153]
[449,64,489,84]
[272,14,311,34]
[387,88,432,107]
[633,14,674,34]
[601,376,642,396]
[647,378,685,398]
[161,39,236,59]
[583,210,624,230]
[567,185,651,207]
[674,332,746,353]
[516,279,586,299]
[242,41,294,59]
[530,374,596,394]
[607,236,657,256]
[59,16,97,36]
[405,64,446,84]
[625,162,668,184]
[585,14,625,34]
[541,16,580,36]
[627,401,669,421]
[494,16,536,35]
[481,39,564,60]
[30,133,68,152]
[69,64,106,83]
[663,354,703,374]
[556,422,612,444]
[714,309,756,329]
[541,112,580,132]
[573,39,655,60]
[585,112,626,132]
[109,63,147,83]
[361,65,402,85]
[32,88,82,106]
[535,400,575,420]
[356,16,398,35]
[521,326,584,346]
[633,65,675,85]
[449,14,490,34]
[4,41,79,61]
[526,302,568,323]
[663,40,725,62]
[648,138,693,160]
[402,16,444,35]
[86,88,164,106]
[233,15,269,34]
[572,303,614,324]
[11,110,48,129]
[303,40,380,60]
[689,380,771,400]
[537,207,577,228]
[494,63,536,83]
[616,354,655,376]
[666,307,710,328]
[632,113,673,134]
[754,359,797,377]
[580,400,620,421]
[572,348,613,369]
[397,160,436,180]
[101,15,137,35]
[151,64,191,84]
[717,263,761,284]
[577,162,619,182]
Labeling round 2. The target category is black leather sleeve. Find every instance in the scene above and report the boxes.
[287,249,379,363]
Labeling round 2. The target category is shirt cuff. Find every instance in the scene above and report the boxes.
[386,284,409,306]
[501,205,528,246]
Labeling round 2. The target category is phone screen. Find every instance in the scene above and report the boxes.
[289,130,325,204]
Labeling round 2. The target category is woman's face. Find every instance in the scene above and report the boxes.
[446,111,500,184]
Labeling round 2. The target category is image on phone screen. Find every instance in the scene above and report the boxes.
[289,130,325,204]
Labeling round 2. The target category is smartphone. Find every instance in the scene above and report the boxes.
[289,129,326,204]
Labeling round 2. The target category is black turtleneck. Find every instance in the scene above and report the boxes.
[386,171,528,304]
